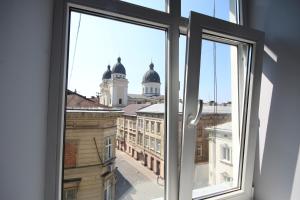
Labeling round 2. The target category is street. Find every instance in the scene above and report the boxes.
[115,149,164,200]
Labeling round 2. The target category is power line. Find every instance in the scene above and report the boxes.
[213,0,218,128]
[68,13,82,87]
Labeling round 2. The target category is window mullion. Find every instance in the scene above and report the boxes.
[166,1,180,200]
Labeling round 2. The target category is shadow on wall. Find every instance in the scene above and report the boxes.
[254,35,300,200]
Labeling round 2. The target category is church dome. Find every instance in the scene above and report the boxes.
[112,57,126,75]
[102,65,112,80]
[142,63,160,83]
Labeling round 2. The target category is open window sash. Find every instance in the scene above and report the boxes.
[179,12,264,200]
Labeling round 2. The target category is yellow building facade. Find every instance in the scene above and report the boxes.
[64,108,122,200]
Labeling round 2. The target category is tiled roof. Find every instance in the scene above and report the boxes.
[66,90,106,108]
[122,104,150,116]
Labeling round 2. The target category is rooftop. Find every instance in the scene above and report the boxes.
[205,121,232,133]
[66,90,105,108]
[137,102,231,114]
[128,93,165,100]
[66,107,123,113]
[122,104,150,116]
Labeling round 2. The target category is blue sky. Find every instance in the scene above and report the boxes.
[67,0,234,103]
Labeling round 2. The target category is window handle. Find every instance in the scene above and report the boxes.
[188,100,203,127]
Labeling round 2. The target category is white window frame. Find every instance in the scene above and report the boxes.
[45,1,263,200]
[179,12,264,200]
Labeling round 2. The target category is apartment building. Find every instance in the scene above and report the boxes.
[116,102,231,181]
[116,104,149,153]
[64,91,123,200]
[207,122,233,186]
[136,104,165,178]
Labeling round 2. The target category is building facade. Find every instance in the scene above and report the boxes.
[116,102,231,182]
[207,122,234,186]
[116,104,165,178]
[64,91,123,200]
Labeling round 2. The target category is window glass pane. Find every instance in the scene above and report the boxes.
[64,11,165,200]
[180,34,249,197]
[181,0,238,23]
[121,0,165,12]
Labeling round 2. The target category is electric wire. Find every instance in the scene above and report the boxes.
[213,0,218,129]
[68,13,82,88]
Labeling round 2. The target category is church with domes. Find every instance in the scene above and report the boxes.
[99,57,128,107]
[142,62,161,97]
[99,57,162,107]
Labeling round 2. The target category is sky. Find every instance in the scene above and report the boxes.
[67,0,236,103]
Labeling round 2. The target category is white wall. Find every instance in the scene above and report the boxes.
[0,0,53,199]
[246,0,300,199]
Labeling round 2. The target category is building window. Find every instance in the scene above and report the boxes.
[197,144,203,157]
[156,139,161,154]
[104,179,112,200]
[133,122,136,129]
[156,122,161,134]
[138,119,143,129]
[144,136,149,148]
[138,133,143,145]
[145,120,149,132]
[51,1,263,200]
[151,121,155,133]
[222,173,233,183]
[145,87,148,93]
[105,137,112,161]
[155,88,157,93]
[221,144,231,163]
[63,188,78,200]
[150,87,153,93]
[150,137,155,150]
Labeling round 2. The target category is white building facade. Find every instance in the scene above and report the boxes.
[207,122,235,186]
[99,57,128,107]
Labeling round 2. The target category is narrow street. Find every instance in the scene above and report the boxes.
[115,149,164,200]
